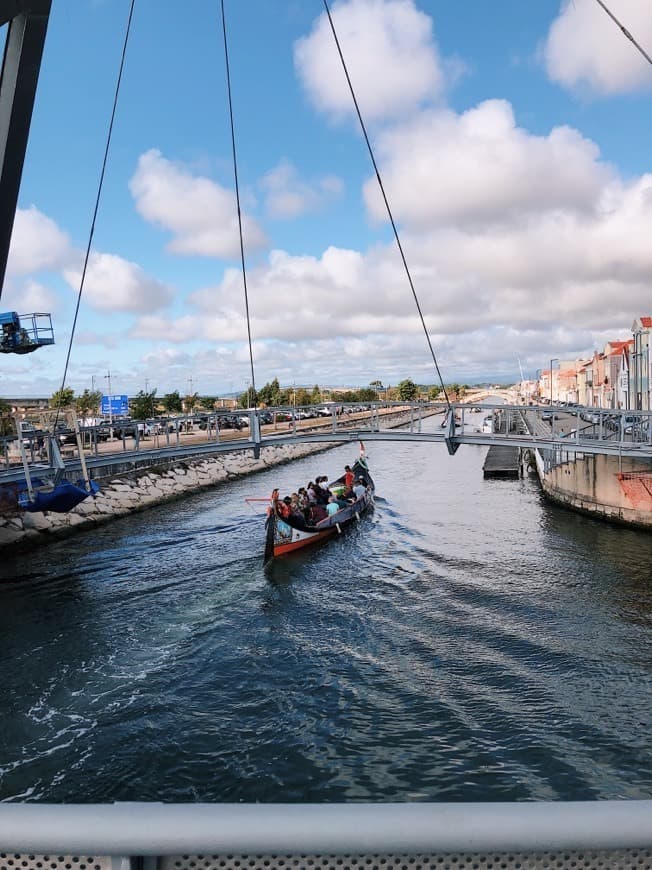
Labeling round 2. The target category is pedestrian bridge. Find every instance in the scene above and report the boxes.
[3,401,651,488]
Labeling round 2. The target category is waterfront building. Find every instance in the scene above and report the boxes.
[630,316,652,411]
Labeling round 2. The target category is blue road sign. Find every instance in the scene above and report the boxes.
[101,394,129,416]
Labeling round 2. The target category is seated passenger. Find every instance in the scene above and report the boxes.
[352,477,367,500]
[290,508,307,529]
[277,496,292,519]
[326,495,339,517]
[309,504,328,524]
[314,477,330,505]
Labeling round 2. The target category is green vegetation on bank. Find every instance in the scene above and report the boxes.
[4,379,498,423]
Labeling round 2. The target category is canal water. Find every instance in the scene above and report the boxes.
[1,413,651,803]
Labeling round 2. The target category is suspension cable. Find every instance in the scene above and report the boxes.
[322,0,451,409]
[220,0,257,406]
[53,0,137,430]
[593,0,652,67]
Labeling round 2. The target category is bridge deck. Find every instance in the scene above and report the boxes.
[2,402,652,487]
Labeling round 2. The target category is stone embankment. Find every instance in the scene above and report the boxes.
[0,440,332,553]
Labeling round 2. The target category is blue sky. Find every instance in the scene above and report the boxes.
[2,0,652,399]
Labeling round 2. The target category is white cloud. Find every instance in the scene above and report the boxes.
[6,206,71,276]
[261,161,344,219]
[129,149,267,258]
[131,314,199,343]
[1,279,58,314]
[362,100,614,228]
[141,347,194,369]
[63,252,175,313]
[543,0,652,95]
[294,0,445,122]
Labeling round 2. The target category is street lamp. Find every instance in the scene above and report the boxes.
[104,370,113,432]
[550,358,559,406]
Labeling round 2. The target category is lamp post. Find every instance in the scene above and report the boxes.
[104,370,113,434]
[550,358,559,406]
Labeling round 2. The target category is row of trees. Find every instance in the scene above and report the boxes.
[238,378,472,407]
[34,378,475,420]
[47,387,219,419]
[0,378,480,437]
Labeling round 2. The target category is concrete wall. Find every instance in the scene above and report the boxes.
[536,448,652,528]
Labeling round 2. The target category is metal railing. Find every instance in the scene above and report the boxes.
[0,801,650,868]
[3,403,652,488]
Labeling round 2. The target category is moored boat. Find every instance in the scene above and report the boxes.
[263,444,374,562]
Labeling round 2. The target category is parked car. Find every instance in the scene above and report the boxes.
[217,415,244,430]
[17,422,41,446]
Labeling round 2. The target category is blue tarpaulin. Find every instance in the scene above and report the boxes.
[18,480,99,513]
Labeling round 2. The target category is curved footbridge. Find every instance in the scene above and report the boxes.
[2,402,652,491]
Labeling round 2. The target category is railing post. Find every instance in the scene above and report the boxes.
[251,411,261,459]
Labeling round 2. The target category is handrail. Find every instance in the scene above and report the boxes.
[0,801,651,855]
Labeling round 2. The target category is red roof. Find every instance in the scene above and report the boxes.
[608,340,634,355]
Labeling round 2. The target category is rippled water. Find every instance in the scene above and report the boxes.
[1,415,651,803]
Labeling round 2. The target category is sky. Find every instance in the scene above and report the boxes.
[2,0,652,399]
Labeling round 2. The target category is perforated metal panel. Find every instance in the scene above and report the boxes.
[161,851,652,869]
[0,855,112,870]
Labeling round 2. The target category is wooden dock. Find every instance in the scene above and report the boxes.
[483,445,521,478]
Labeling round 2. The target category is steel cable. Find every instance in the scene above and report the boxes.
[220,0,257,406]
[322,0,451,409]
[52,0,137,431]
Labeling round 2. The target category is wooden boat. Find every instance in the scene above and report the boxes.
[263,446,374,562]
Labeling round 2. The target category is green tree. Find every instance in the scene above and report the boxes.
[200,395,217,410]
[238,386,257,409]
[162,390,183,413]
[295,387,311,407]
[184,392,199,414]
[0,399,13,436]
[50,387,75,409]
[428,385,441,400]
[76,389,102,418]
[357,387,377,402]
[131,389,158,419]
[396,378,418,401]
[310,385,322,405]
[257,378,281,407]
